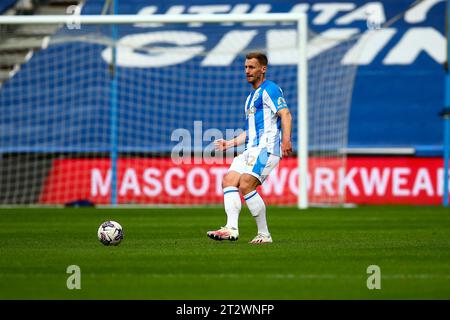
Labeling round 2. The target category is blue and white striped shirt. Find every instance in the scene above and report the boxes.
[244,80,288,157]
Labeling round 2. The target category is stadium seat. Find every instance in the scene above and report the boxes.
[0,0,82,86]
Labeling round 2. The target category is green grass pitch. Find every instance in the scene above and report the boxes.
[0,206,449,299]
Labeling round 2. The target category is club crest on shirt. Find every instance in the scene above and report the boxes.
[278,97,287,109]
[247,105,256,115]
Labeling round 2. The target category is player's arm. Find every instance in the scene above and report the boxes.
[277,108,293,157]
[214,131,246,151]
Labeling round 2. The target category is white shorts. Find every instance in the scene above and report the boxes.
[228,147,280,184]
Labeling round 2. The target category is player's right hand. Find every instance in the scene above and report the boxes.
[214,139,229,151]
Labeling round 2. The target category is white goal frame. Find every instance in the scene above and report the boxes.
[0,13,309,209]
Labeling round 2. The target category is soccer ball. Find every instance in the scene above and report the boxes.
[98,221,123,246]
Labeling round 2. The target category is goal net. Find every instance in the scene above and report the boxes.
[0,14,357,207]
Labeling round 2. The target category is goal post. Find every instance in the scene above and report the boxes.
[297,15,308,209]
[0,13,356,207]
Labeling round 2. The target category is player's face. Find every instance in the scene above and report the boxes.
[245,58,266,87]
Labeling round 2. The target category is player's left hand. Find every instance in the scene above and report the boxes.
[281,139,292,157]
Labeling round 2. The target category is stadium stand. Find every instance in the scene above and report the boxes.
[0,0,445,154]
[0,0,81,85]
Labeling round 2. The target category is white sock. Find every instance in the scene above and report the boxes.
[223,186,241,230]
[244,191,270,236]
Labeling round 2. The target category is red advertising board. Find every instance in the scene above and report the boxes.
[39,157,448,205]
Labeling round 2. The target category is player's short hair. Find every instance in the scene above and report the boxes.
[245,52,268,66]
